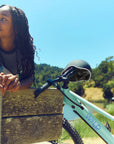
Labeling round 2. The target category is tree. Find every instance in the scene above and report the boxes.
[69,82,84,96]
[103,84,113,102]
[92,56,114,88]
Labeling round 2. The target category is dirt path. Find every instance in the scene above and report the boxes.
[33,137,106,144]
[63,138,106,144]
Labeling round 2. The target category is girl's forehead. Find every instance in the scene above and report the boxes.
[0,5,11,15]
[0,5,10,12]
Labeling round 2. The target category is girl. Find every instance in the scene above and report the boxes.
[0,5,36,95]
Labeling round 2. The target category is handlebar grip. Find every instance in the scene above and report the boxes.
[34,81,52,98]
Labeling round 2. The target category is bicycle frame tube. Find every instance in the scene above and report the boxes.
[61,88,114,144]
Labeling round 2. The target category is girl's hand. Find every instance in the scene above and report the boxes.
[0,74,21,95]
[2,74,17,89]
[0,73,5,95]
[0,73,32,95]
[7,77,21,92]
[0,72,4,84]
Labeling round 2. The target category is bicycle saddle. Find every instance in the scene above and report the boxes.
[62,60,92,82]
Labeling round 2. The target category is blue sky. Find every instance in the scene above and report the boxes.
[1,0,114,68]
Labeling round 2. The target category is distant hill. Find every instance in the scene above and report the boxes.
[34,63,63,87]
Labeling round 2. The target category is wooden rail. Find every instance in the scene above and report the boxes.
[1,88,63,144]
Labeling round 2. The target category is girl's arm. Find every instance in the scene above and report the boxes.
[19,76,33,90]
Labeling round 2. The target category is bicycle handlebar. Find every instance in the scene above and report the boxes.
[34,74,70,98]
[34,80,52,98]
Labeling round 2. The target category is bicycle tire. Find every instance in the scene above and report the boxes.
[50,118,84,144]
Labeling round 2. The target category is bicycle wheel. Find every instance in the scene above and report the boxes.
[50,118,84,144]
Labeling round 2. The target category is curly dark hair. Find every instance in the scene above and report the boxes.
[0,4,36,81]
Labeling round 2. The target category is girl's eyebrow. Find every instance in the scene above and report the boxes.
[0,12,10,17]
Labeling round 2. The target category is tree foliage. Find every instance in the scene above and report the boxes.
[91,56,114,101]
[103,84,113,102]
[68,82,84,96]
[92,56,114,87]
[34,63,63,87]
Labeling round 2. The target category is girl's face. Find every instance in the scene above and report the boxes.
[0,6,14,39]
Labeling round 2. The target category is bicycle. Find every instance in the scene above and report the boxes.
[34,59,114,144]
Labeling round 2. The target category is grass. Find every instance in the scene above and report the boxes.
[61,103,114,140]
[84,88,104,101]
[106,104,114,115]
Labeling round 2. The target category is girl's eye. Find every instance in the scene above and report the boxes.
[0,18,7,22]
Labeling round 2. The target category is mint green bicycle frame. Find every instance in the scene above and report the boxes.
[61,88,114,144]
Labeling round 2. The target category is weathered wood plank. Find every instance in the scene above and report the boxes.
[2,115,63,144]
[1,88,63,144]
[2,88,63,117]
